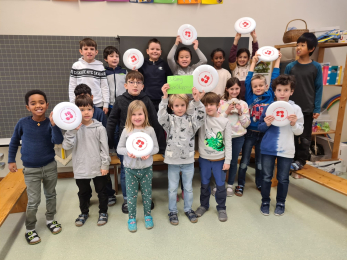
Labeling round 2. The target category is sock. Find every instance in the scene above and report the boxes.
[26,229,34,233]
[26,229,39,242]
[46,220,53,225]
[47,220,61,232]
[227,185,233,188]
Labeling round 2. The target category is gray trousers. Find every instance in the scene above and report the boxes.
[23,160,58,230]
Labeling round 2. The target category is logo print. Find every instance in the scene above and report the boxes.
[65,111,73,121]
[276,111,284,118]
[136,139,144,148]
[262,49,274,57]
[273,107,288,122]
[182,29,193,40]
[131,55,137,62]
[132,137,148,151]
[200,75,210,84]
[60,108,77,124]
[129,54,139,65]
[239,20,251,29]
[199,72,213,87]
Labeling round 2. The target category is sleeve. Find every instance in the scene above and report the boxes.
[167,44,178,74]
[251,41,259,58]
[245,71,254,102]
[228,44,238,71]
[106,98,121,148]
[51,125,64,144]
[100,70,110,108]
[191,48,208,70]
[258,108,270,132]
[69,65,77,103]
[116,129,128,156]
[314,63,323,114]
[157,98,171,133]
[62,130,78,150]
[8,122,22,163]
[268,68,280,100]
[190,100,206,134]
[150,127,159,155]
[224,121,232,163]
[291,107,304,136]
[164,61,173,78]
[239,102,251,128]
[284,63,292,75]
[99,127,111,170]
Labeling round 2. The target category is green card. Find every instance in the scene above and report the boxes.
[167,75,193,94]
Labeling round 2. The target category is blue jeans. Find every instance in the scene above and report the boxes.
[227,136,245,186]
[198,157,226,211]
[117,154,127,200]
[238,130,264,187]
[168,163,194,213]
[261,154,291,204]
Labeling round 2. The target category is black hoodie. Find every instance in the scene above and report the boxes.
[106,90,166,154]
[139,58,172,100]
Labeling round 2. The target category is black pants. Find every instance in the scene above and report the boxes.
[76,176,108,214]
[294,112,313,165]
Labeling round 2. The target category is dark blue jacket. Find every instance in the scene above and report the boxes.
[93,106,107,128]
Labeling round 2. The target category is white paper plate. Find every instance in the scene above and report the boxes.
[126,132,154,158]
[193,65,219,93]
[266,101,294,127]
[257,46,279,62]
[234,17,256,34]
[177,24,198,45]
[52,102,82,131]
[123,48,144,70]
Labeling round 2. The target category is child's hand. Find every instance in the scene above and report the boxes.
[162,84,170,99]
[193,40,199,50]
[274,51,282,68]
[132,66,138,71]
[49,111,56,126]
[198,90,206,100]
[141,155,150,160]
[252,53,260,64]
[192,87,201,101]
[264,115,275,126]
[236,104,242,115]
[175,36,182,46]
[100,169,109,176]
[103,107,108,115]
[225,104,234,115]
[75,123,82,131]
[8,162,17,172]
[250,30,257,42]
[127,152,136,159]
[288,114,297,126]
[313,113,320,119]
[222,163,230,171]
[234,33,241,45]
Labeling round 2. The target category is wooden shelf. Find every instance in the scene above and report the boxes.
[274,42,347,49]
[324,85,342,87]
[312,130,335,135]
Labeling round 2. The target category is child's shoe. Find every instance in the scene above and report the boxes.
[97,213,108,226]
[235,185,244,197]
[144,216,154,230]
[122,200,128,214]
[227,186,234,197]
[211,187,217,196]
[168,212,179,225]
[195,206,208,217]
[185,209,198,223]
[75,214,89,227]
[291,161,304,171]
[46,220,62,234]
[274,203,285,216]
[128,219,137,232]
[25,230,41,245]
[260,202,270,216]
[218,210,228,222]
[108,196,116,206]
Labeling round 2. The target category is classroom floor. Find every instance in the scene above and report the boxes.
[1,166,346,260]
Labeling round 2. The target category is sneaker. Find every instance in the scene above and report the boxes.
[195,206,208,217]
[211,187,217,196]
[122,201,128,214]
[181,191,184,200]
[218,210,228,222]
[260,202,270,216]
[151,201,155,210]
[128,219,137,232]
[274,203,285,216]
[227,186,234,197]
[168,212,179,225]
[25,230,41,245]
[185,209,198,223]
[235,185,244,197]
[108,196,116,206]
[144,216,154,229]
[291,161,304,171]
[75,214,89,227]
[97,213,108,226]
[257,186,262,192]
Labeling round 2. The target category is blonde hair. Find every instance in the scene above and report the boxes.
[251,74,267,85]
[168,94,189,108]
[124,100,150,132]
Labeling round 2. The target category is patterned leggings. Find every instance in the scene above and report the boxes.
[125,166,153,219]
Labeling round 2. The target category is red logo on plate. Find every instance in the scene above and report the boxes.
[182,29,193,40]
[129,53,139,65]
[262,49,274,57]
[239,20,251,29]
[273,107,288,122]
[60,108,77,124]
[198,72,213,87]
[132,137,148,151]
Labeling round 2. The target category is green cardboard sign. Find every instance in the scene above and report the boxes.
[167,75,193,94]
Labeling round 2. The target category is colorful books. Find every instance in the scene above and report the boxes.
[322,65,344,85]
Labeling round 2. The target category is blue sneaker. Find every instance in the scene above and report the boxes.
[260,202,270,216]
[274,203,285,216]
[291,161,303,171]
[144,216,154,230]
[128,219,137,233]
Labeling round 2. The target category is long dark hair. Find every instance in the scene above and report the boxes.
[236,48,251,66]
[223,77,241,100]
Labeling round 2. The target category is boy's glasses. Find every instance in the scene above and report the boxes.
[127,81,143,86]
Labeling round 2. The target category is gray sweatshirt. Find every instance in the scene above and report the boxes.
[62,120,111,179]
[158,98,206,165]
[198,115,232,163]
[117,126,159,169]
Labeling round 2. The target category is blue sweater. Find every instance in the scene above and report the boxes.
[245,68,280,131]
[93,106,107,128]
[8,117,64,168]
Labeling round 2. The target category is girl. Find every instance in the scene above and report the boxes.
[210,48,231,97]
[228,30,258,100]
[218,78,250,196]
[117,100,159,233]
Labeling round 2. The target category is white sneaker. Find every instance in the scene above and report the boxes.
[211,187,217,196]
[227,187,234,197]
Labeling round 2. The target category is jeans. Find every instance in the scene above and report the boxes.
[168,163,194,213]
[117,154,127,200]
[261,154,291,204]
[23,160,58,230]
[294,113,313,165]
[238,130,264,187]
[198,157,226,211]
[227,136,245,186]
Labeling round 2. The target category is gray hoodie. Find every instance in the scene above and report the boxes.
[62,119,111,179]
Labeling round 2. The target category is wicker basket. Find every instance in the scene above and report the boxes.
[283,19,309,43]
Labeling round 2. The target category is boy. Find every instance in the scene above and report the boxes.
[103,46,127,115]
[195,92,231,222]
[106,71,166,213]
[74,83,116,206]
[158,84,205,225]
[8,90,63,245]
[69,38,109,115]
[284,33,323,170]
[62,95,111,227]
[258,75,304,216]
[139,38,172,112]
[235,52,282,196]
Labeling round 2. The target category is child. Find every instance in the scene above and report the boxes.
[258,75,304,216]
[284,33,322,170]
[103,46,127,115]
[210,48,231,97]
[8,90,63,245]
[69,38,109,115]
[62,95,111,227]
[117,100,159,232]
[219,78,250,196]
[139,38,173,112]
[158,84,205,225]
[195,92,232,222]
[235,52,282,196]
[228,31,258,100]
[107,71,166,214]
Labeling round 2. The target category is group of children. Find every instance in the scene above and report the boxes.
[8,31,322,244]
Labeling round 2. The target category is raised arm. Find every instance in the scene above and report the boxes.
[191,40,208,70]
[167,37,181,74]
[229,33,241,71]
